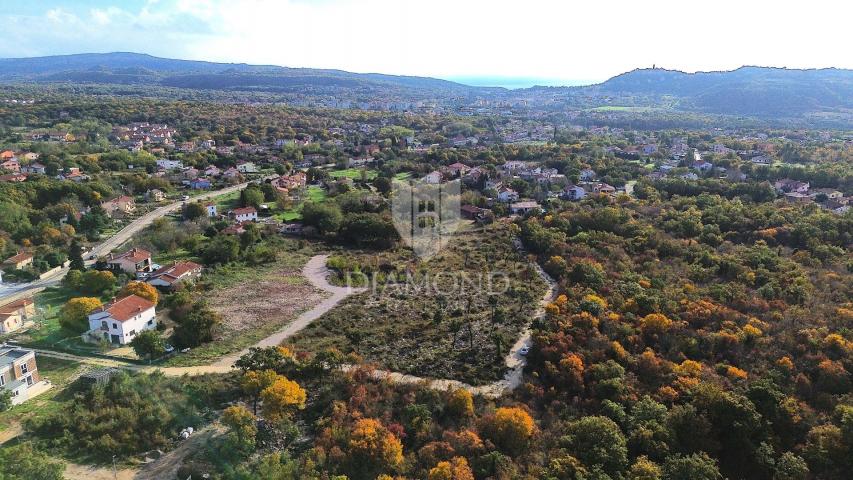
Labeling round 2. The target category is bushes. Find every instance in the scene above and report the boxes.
[25,372,224,461]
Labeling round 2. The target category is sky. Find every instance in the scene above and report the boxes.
[0,0,851,87]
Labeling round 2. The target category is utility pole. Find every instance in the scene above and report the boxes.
[112,454,117,480]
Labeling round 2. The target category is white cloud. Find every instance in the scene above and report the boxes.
[3,0,852,83]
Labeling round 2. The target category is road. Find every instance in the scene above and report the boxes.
[0,181,258,304]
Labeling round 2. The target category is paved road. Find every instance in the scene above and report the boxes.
[0,181,258,304]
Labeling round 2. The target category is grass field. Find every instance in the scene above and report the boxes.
[290,227,547,385]
[328,168,378,180]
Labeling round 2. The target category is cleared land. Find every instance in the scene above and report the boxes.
[290,227,547,385]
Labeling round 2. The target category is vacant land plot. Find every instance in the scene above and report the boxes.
[290,227,546,384]
[163,242,326,366]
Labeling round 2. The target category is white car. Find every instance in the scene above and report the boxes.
[519,346,530,356]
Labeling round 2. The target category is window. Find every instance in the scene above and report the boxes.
[20,363,28,374]
[147,320,154,326]
[26,376,33,386]
[0,374,5,386]
[113,323,118,329]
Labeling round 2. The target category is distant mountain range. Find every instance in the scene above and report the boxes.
[1,52,852,121]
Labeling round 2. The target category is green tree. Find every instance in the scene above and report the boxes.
[68,239,85,271]
[202,235,240,265]
[0,442,65,480]
[184,202,206,220]
[562,415,628,476]
[662,453,722,480]
[302,201,342,235]
[130,330,166,360]
[241,187,265,208]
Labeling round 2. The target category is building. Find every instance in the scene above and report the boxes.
[87,295,156,345]
[1,159,20,172]
[510,201,541,215]
[156,159,184,170]
[0,346,45,405]
[19,162,45,175]
[774,179,810,193]
[237,162,259,174]
[145,189,166,202]
[206,203,218,217]
[562,184,587,201]
[579,169,596,181]
[147,261,203,290]
[230,207,258,223]
[101,195,136,218]
[423,171,443,184]
[3,252,34,270]
[0,298,36,334]
[280,223,304,235]
[190,178,212,190]
[497,187,519,203]
[106,248,153,275]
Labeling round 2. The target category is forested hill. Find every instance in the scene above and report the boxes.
[1,53,852,120]
[0,52,476,93]
[597,66,853,116]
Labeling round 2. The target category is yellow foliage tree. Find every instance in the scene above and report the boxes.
[484,406,536,456]
[118,281,159,304]
[260,376,306,422]
[447,388,474,418]
[428,456,475,480]
[639,313,673,334]
[348,418,404,471]
[241,369,280,414]
[60,297,103,332]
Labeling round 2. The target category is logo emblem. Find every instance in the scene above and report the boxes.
[391,178,461,260]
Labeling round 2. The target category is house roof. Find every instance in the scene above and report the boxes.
[0,298,33,314]
[3,252,33,264]
[94,294,155,322]
[149,261,202,284]
[109,248,151,264]
[231,207,257,216]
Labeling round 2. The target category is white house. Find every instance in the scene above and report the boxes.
[237,162,259,174]
[510,201,540,215]
[87,295,157,345]
[156,159,184,170]
[206,203,218,217]
[579,169,596,181]
[230,207,258,223]
[562,184,586,201]
[497,187,519,203]
[423,171,443,184]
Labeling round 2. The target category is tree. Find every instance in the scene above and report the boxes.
[662,453,722,480]
[68,239,85,271]
[347,418,404,475]
[0,389,11,412]
[202,235,240,265]
[172,303,221,348]
[563,415,628,476]
[79,270,116,295]
[774,452,809,480]
[234,346,298,374]
[62,269,83,290]
[338,212,397,248]
[481,406,535,456]
[59,297,103,332]
[130,330,166,360]
[119,281,159,303]
[241,187,265,208]
[630,456,663,480]
[184,201,206,220]
[260,376,306,423]
[241,369,279,414]
[302,201,343,235]
[428,457,475,480]
[447,388,474,419]
[0,442,65,480]
[640,313,673,335]
[221,405,257,457]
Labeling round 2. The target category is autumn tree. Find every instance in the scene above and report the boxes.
[241,369,279,415]
[118,281,159,304]
[59,297,102,332]
[260,376,306,423]
[481,406,535,456]
[447,388,474,419]
[347,418,404,477]
[428,456,475,480]
[221,405,258,457]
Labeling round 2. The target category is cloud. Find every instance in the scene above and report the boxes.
[1,0,851,82]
